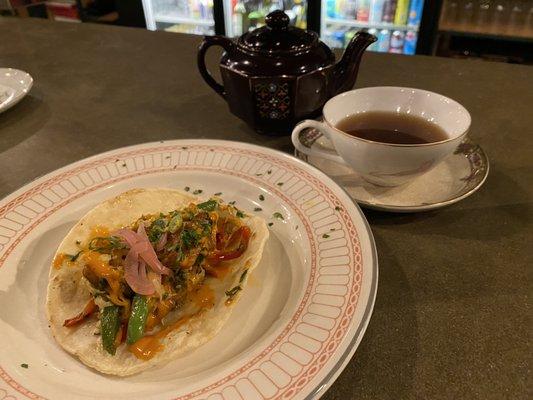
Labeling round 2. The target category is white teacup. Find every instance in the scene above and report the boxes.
[292,87,471,187]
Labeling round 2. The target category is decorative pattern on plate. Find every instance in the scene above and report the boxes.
[0,140,377,400]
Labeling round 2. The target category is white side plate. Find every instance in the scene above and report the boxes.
[0,68,33,113]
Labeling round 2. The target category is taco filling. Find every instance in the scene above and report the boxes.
[56,198,252,360]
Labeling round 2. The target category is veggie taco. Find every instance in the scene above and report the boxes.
[46,188,268,376]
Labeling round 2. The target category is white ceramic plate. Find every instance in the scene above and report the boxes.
[0,68,33,113]
[0,139,377,400]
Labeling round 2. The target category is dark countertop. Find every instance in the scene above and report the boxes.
[0,17,530,400]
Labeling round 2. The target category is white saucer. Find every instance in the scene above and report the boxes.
[295,132,489,212]
[0,68,33,113]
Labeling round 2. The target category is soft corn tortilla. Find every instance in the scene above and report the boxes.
[46,188,269,376]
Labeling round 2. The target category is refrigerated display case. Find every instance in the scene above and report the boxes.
[320,0,426,55]
[142,0,216,34]
[224,0,307,37]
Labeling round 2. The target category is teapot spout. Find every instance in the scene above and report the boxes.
[332,32,376,95]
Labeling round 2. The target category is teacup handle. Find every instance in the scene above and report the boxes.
[291,120,347,164]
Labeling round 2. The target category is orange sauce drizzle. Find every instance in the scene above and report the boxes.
[83,251,128,307]
[53,253,70,269]
[129,286,215,360]
[190,285,215,309]
[90,225,110,238]
[129,315,193,360]
[204,263,231,279]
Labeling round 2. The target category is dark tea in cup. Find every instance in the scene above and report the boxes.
[335,111,449,145]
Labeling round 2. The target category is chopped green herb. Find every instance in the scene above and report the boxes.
[236,210,245,218]
[253,207,262,212]
[239,269,248,283]
[148,218,167,242]
[277,182,284,186]
[75,240,81,245]
[20,363,28,369]
[229,201,236,205]
[330,228,336,231]
[214,192,222,196]
[267,170,272,174]
[322,234,330,239]
[192,189,203,195]
[69,251,83,262]
[259,194,265,201]
[197,199,218,212]
[273,212,284,220]
[225,285,242,297]
[181,229,199,249]
[255,173,263,176]
[295,225,299,230]
[335,206,342,211]
[88,236,126,253]
[184,186,190,192]
[268,222,274,227]
[168,213,183,233]
[182,146,188,150]
[194,253,205,267]
[121,163,126,167]
[165,156,171,159]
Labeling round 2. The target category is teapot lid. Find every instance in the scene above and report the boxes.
[238,10,318,54]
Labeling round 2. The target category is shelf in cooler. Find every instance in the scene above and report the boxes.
[153,14,214,26]
[325,18,418,32]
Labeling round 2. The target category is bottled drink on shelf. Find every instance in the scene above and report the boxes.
[526,1,533,35]
[377,29,391,52]
[389,30,405,52]
[326,0,336,18]
[407,0,424,26]
[367,28,379,50]
[357,0,370,22]
[345,29,356,44]
[474,0,492,32]
[233,0,247,36]
[334,0,344,19]
[382,0,397,23]
[457,0,475,30]
[344,0,357,19]
[335,29,346,47]
[491,1,509,33]
[508,0,526,35]
[403,30,417,54]
[292,0,306,29]
[369,0,385,23]
[440,0,459,28]
[394,0,409,25]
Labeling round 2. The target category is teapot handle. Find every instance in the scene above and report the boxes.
[197,36,233,99]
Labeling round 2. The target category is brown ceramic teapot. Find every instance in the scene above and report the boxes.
[198,10,376,135]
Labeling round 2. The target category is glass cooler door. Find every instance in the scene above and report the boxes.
[223,0,308,38]
[320,0,426,55]
[142,0,216,35]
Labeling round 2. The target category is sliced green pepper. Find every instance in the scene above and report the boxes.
[101,305,120,355]
[127,295,149,344]
[197,199,218,212]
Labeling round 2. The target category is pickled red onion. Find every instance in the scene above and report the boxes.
[114,224,171,276]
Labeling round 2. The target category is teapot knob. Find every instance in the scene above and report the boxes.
[266,10,290,30]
